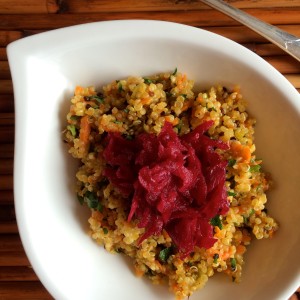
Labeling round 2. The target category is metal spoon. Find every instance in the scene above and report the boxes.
[200,0,300,62]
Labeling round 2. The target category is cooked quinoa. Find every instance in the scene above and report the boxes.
[64,70,278,299]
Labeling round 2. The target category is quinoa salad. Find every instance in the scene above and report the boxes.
[63,70,279,299]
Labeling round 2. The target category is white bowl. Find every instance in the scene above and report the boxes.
[8,20,300,300]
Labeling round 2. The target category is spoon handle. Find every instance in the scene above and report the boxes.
[200,0,300,62]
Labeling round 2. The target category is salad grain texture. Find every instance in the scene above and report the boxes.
[64,70,278,300]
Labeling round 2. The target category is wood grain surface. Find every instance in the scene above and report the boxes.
[0,0,299,299]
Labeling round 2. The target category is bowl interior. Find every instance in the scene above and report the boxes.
[9,20,300,300]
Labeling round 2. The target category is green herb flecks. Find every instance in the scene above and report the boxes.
[143,78,153,84]
[243,215,249,224]
[70,115,80,121]
[176,120,183,133]
[213,253,219,264]
[230,258,237,271]
[93,95,104,103]
[84,191,99,210]
[249,165,261,173]
[158,247,173,263]
[180,94,187,99]
[118,82,123,92]
[113,120,122,124]
[228,159,236,167]
[243,209,254,224]
[227,191,236,197]
[208,107,217,112]
[84,95,104,104]
[210,215,223,229]
[96,202,103,212]
[67,125,77,137]
[103,228,108,234]
[172,67,178,76]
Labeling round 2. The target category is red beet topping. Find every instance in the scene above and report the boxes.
[103,121,229,258]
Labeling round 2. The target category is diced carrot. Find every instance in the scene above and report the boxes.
[164,116,179,126]
[75,86,84,96]
[172,117,179,126]
[182,100,192,112]
[177,73,187,89]
[242,231,251,243]
[214,227,225,239]
[196,95,204,103]
[79,115,91,145]
[230,141,251,163]
[102,123,125,133]
[206,248,215,257]
[236,244,246,255]
[92,210,103,222]
[220,246,235,260]
[134,266,144,277]
[141,97,151,105]
[221,252,230,260]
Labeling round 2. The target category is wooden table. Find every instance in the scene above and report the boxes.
[0,0,299,299]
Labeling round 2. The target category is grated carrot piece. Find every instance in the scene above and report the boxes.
[134,266,144,277]
[165,116,179,126]
[75,86,84,96]
[141,97,151,105]
[181,100,192,112]
[236,244,246,255]
[79,115,91,145]
[230,141,251,163]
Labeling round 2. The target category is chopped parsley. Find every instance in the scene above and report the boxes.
[84,191,98,209]
[213,253,219,264]
[180,94,187,99]
[228,159,236,167]
[67,125,77,137]
[176,120,183,133]
[103,228,108,234]
[210,215,223,229]
[243,208,255,224]
[93,95,104,103]
[96,202,103,212]
[249,208,255,216]
[172,67,178,76]
[143,78,153,84]
[118,82,123,92]
[84,95,104,103]
[227,191,236,197]
[70,115,80,121]
[249,165,261,172]
[230,258,237,271]
[208,107,217,112]
[158,247,173,263]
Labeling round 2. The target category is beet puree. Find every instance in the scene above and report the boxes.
[103,121,229,258]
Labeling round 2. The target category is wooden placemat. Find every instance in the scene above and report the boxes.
[0,0,299,299]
